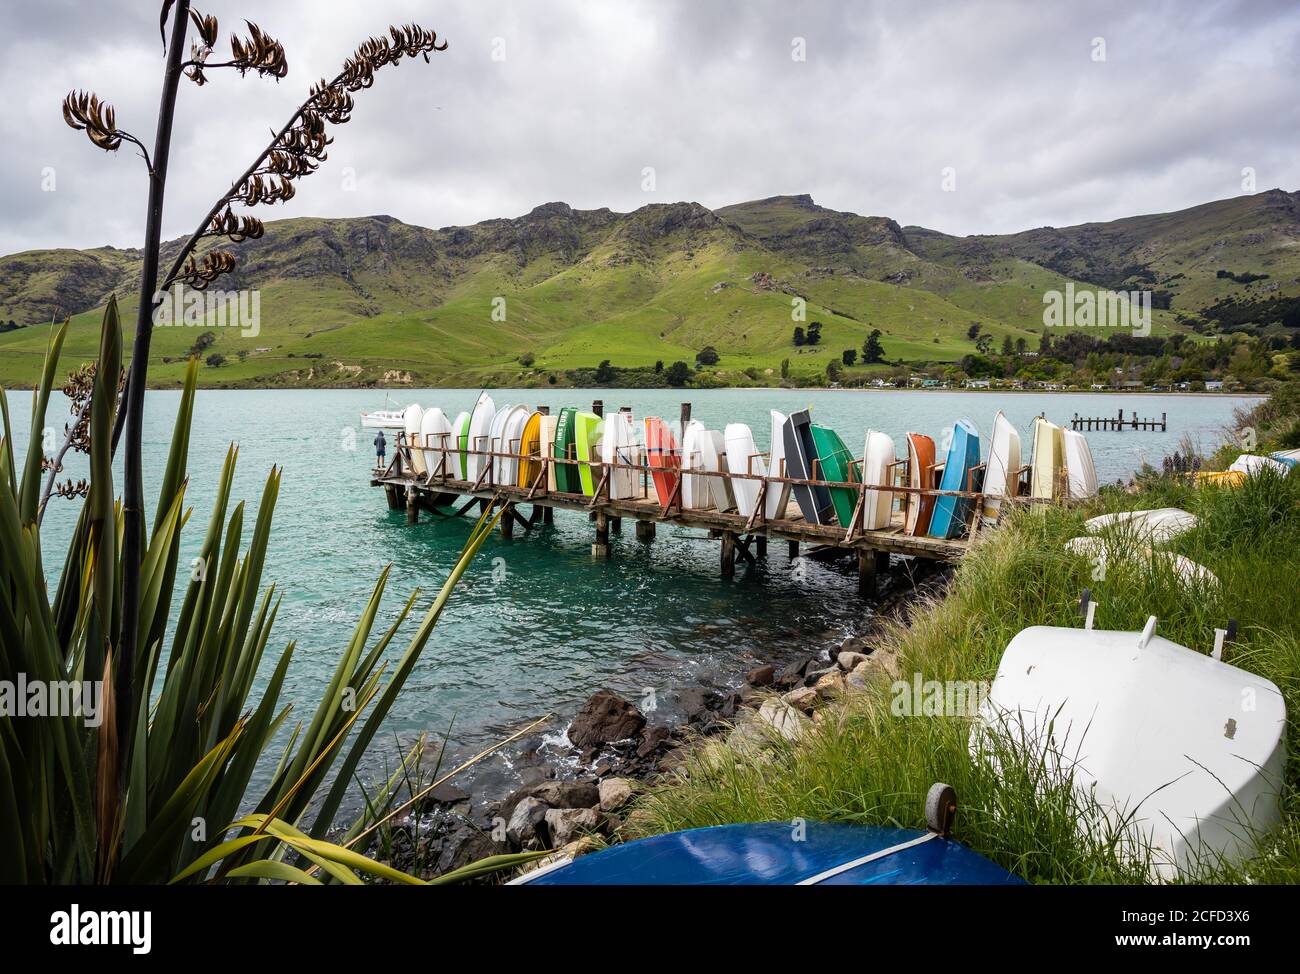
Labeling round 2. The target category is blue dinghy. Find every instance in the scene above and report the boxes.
[516,821,1022,886]
[929,419,981,539]
[514,783,1022,886]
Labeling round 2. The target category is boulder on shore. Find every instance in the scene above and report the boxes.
[598,777,634,812]
[506,796,549,847]
[567,690,647,748]
[545,807,601,846]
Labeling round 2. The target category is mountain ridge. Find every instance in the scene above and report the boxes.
[1,189,1297,388]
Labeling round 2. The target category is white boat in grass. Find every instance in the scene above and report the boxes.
[976,621,1286,878]
[981,411,1021,525]
[1229,453,1290,477]
[1029,416,1064,500]
[1065,535,1219,589]
[1085,507,1197,543]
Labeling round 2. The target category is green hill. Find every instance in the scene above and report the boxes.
[1,189,1296,389]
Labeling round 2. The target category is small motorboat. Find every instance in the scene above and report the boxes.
[976,619,1286,878]
[513,784,1024,886]
[360,406,410,430]
[783,409,835,525]
[904,432,936,535]
[929,419,980,540]
[981,411,1021,525]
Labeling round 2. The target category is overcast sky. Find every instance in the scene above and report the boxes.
[2,0,1297,255]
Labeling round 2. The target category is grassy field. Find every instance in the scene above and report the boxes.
[632,397,1300,884]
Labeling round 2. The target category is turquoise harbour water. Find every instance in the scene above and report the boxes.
[7,387,1260,803]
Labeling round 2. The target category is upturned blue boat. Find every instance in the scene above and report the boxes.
[514,784,1024,886]
[928,419,981,539]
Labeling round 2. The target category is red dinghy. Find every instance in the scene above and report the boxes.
[644,416,681,510]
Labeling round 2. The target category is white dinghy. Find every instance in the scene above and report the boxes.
[724,423,765,518]
[1229,453,1290,477]
[981,411,1021,525]
[1062,428,1098,499]
[861,430,896,530]
[465,393,496,484]
[419,407,452,480]
[700,430,736,512]
[1085,507,1197,544]
[601,410,640,500]
[976,620,1286,878]
[402,404,426,477]
[765,410,793,520]
[1065,536,1219,589]
[681,420,712,511]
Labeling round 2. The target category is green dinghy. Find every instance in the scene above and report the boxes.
[810,425,861,528]
[575,412,604,496]
[553,407,578,492]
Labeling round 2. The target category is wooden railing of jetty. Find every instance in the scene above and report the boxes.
[371,402,1050,598]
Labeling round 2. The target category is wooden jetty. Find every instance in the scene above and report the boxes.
[371,401,1039,598]
[1071,409,1166,432]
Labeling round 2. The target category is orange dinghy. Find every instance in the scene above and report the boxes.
[644,416,681,510]
[905,432,937,536]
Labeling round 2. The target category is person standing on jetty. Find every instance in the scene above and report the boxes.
[374,429,387,470]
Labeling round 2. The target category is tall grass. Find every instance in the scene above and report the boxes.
[636,469,1300,884]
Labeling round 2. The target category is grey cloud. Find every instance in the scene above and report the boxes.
[1,0,1296,256]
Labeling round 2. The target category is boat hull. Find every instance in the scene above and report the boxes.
[465,393,495,484]
[1062,429,1098,499]
[810,425,860,528]
[766,410,793,520]
[553,407,578,492]
[517,412,544,489]
[518,821,1024,886]
[981,411,1021,524]
[929,420,980,539]
[783,410,834,525]
[1029,417,1064,499]
[904,433,936,536]
[724,423,764,517]
[645,417,681,509]
[861,430,896,530]
[575,412,603,496]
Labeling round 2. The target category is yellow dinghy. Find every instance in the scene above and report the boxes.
[1194,469,1246,488]
[1029,417,1064,500]
[517,412,544,488]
